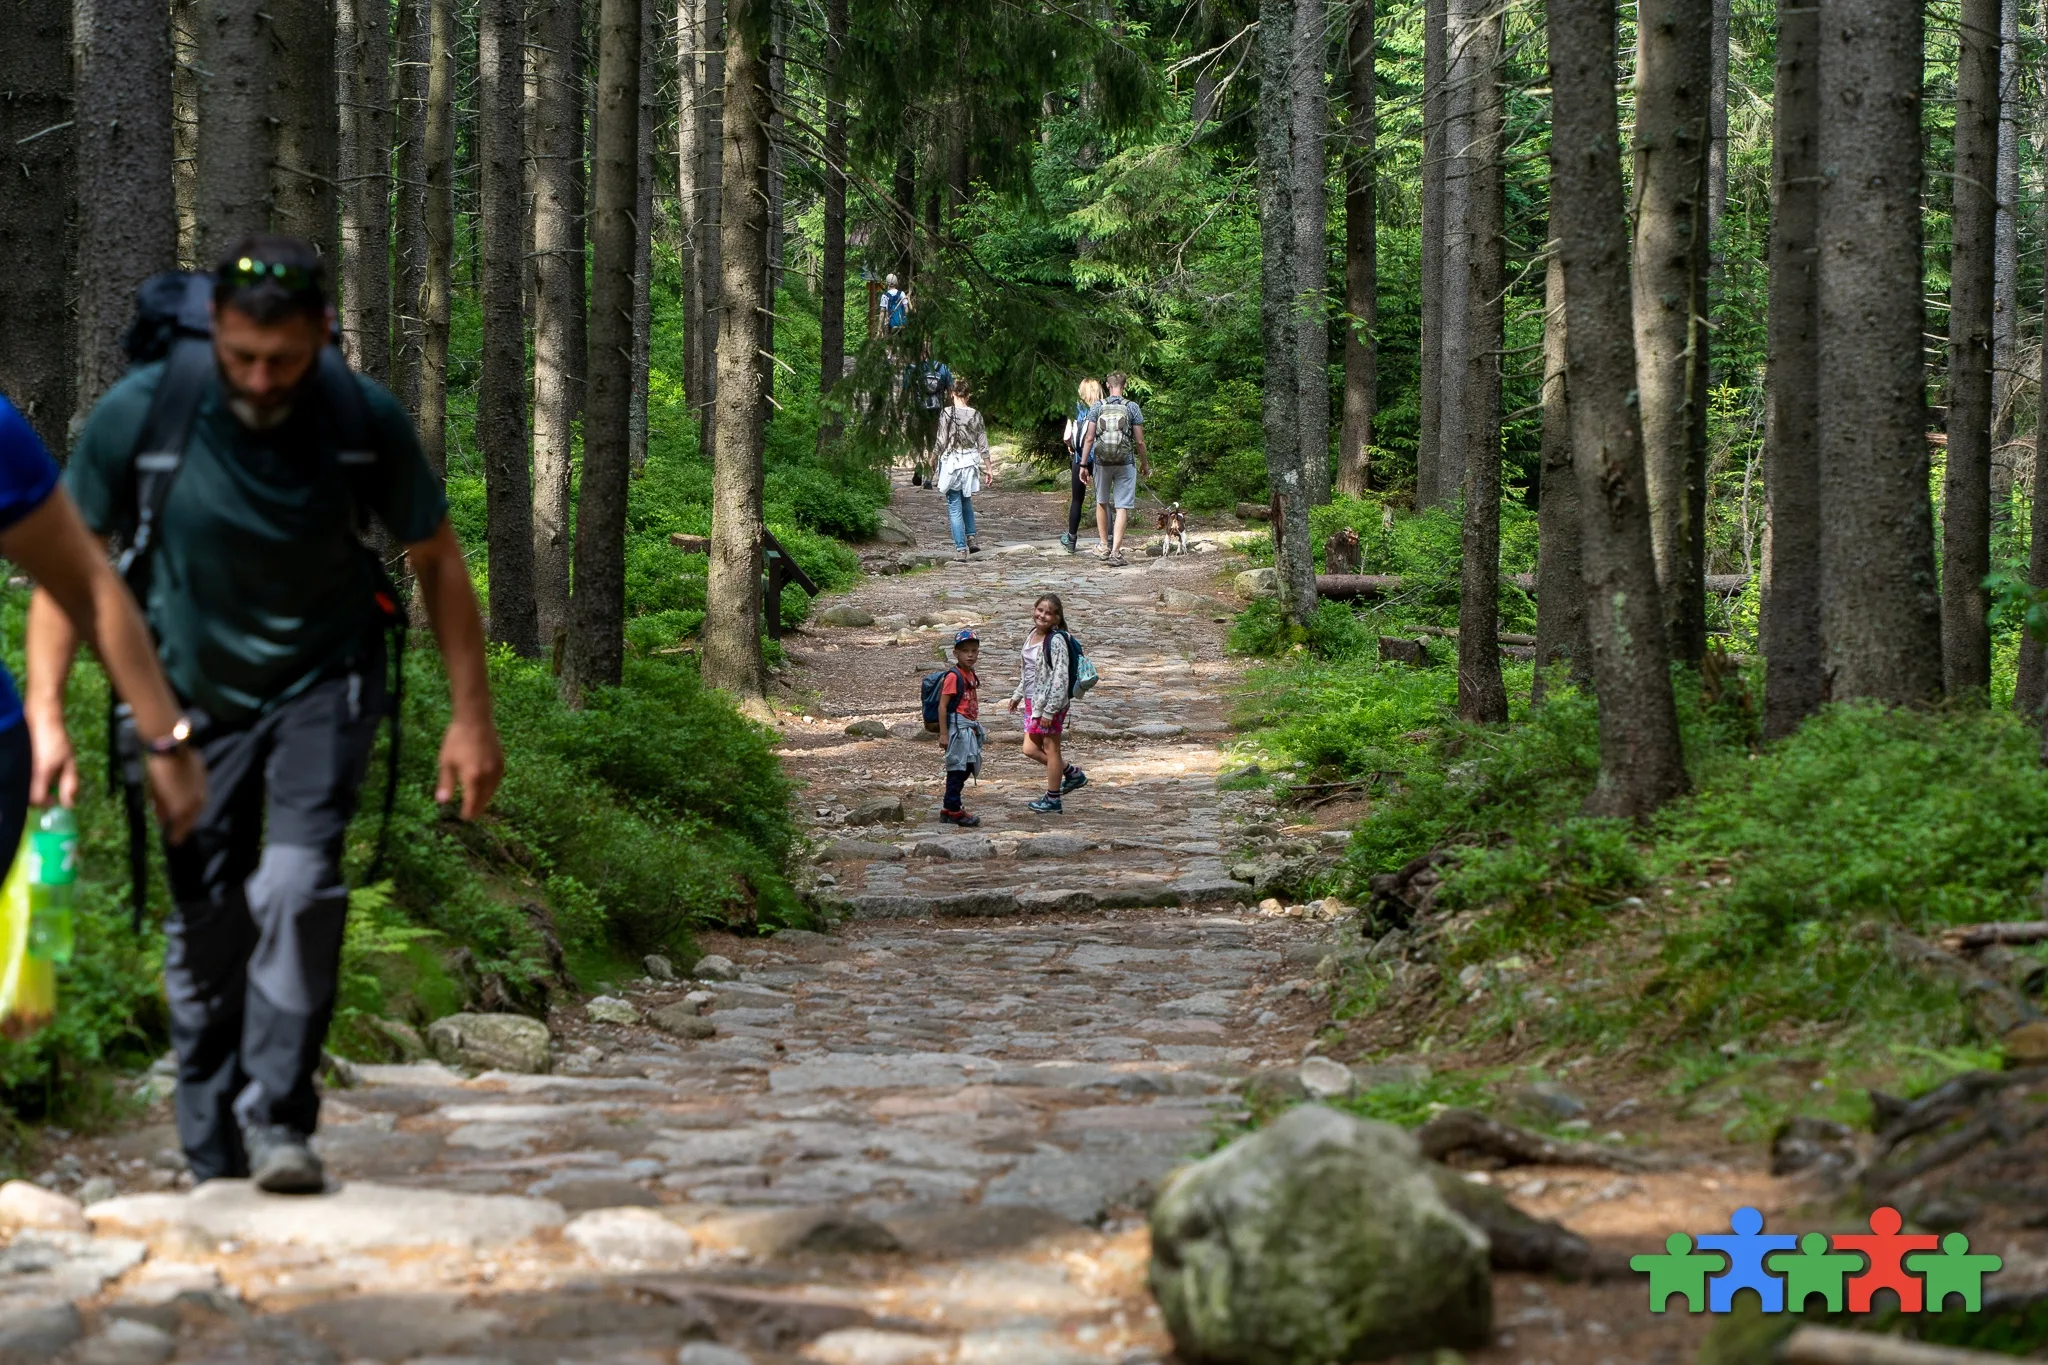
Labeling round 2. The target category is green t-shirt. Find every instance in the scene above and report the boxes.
[67,360,448,724]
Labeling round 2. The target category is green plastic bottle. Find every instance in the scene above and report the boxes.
[27,807,77,966]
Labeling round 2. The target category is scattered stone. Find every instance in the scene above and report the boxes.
[871,509,917,546]
[1354,1062,1433,1091]
[367,1016,426,1060]
[1235,567,1281,599]
[72,1318,174,1365]
[1150,1105,1491,1363]
[88,1180,565,1252]
[803,1328,949,1365]
[564,1206,697,1268]
[693,954,741,982]
[844,719,890,738]
[816,605,878,628]
[1016,833,1087,859]
[820,839,905,863]
[74,1178,116,1206]
[1511,1081,1588,1123]
[426,1013,551,1075]
[2004,1019,2048,1066]
[0,1302,81,1363]
[849,796,906,825]
[911,835,993,861]
[0,1182,88,1233]
[1127,722,1186,739]
[680,1345,756,1365]
[644,954,677,982]
[696,1207,903,1260]
[1159,587,1227,614]
[649,1004,717,1039]
[287,1293,505,1359]
[1770,1115,1865,1186]
[585,996,639,1026]
[1299,1055,1357,1100]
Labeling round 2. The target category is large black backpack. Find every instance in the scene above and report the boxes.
[109,272,409,926]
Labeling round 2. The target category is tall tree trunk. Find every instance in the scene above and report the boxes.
[1337,0,1376,498]
[1707,0,1729,246]
[1549,0,1688,818]
[1944,0,2000,699]
[695,0,725,454]
[818,0,848,419]
[761,0,784,404]
[1437,0,1475,515]
[394,0,428,419]
[478,0,538,655]
[1294,0,1332,506]
[703,0,772,698]
[74,0,176,418]
[270,0,338,263]
[0,0,74,448]
[628,0,656,470]
[172,0,199,266]
[1816,0,1942,703]
[195,0,271,263]
[1632,0,1712,665]
[1760,0,1823,738]
[1260,0,1316,622]
[1454,0,1507,723]
[1417,0,1446,507]
[2019,3,2048,718]
[420,0,456,478]
[678,0,702,415]
[1991,0,2020,461]
[1534,247,1588,692]
[566,0,641,702]
[532,0,582,649]
[338,0,393,386]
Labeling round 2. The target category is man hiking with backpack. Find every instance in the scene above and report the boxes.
[24,235,503,1194]
[1079,372,1149,566]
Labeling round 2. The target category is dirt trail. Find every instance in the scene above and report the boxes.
[10,475,1785,1364]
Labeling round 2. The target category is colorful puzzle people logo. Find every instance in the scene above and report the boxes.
[1633,1207,2001,1314]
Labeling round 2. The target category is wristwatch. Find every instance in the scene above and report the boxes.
[144,717,194,756]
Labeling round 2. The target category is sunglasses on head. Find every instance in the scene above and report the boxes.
[222,257,320,294]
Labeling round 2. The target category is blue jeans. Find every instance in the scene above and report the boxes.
[945,489,977,549]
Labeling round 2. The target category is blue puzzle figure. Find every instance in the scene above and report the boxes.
[1699,1206,1799,1312]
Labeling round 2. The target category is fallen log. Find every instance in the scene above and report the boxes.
[1315,574,1405,600]
[1427,1164,1629,1280]
[1378,636,1430,667]
[668,533,711,554]
[1941,921,2048,952]
[1780,1327,2020,1365]
[1234,501,1274,521]
[1415,1107,1666,1173]
[1704,573,1751,595]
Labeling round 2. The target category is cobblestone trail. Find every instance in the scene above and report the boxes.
[3,475,1721,1365]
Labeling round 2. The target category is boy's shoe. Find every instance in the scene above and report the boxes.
[1028,794,1063,814]
[940,808,981,827]
[1060,767,1088,795]
[1060,532,1076,553]
[245,1123,326,1195]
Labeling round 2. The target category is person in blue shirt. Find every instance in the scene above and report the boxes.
[880,274,909,335]
[0,394,206,885]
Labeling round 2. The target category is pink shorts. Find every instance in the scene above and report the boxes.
[1023,701,1066,737]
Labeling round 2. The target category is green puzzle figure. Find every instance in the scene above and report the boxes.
[1906,1232,2003,1312]
[1768,1232,1866,1312]
[1633,1232,1726,1312]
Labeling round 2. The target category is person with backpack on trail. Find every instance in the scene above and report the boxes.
[1060,378,1103,554]
[1007,594,1087,815]
[879,274,909,339]
[909,345,953,485]
[934,375,994,559]
[935,629,984,827]
[1079,372,1149,566]
[24,235,504,1196]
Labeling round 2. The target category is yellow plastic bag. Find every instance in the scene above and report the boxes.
[0,828,54,1039]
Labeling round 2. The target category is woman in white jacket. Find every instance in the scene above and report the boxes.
[935,376,994,558]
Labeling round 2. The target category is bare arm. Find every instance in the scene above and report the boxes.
[405,517,504,819]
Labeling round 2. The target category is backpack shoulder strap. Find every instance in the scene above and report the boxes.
[119,337,214,583]
[315,346,382,536]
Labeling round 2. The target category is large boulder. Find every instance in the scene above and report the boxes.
[427,1013,551,1074]
[1235,567,1281,599]
[1148,1104,1491,1364]
[872,509,917,546]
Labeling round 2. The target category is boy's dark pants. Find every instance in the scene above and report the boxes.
[944,769,969,811]
[162,658,385,1181]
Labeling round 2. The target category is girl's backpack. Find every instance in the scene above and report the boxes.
[1061,633,1099,699]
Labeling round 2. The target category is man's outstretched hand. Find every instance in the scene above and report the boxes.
[437,715,505,819]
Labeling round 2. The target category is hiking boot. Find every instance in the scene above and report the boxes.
[967,538,983,554]
[1060,767,1088,795]
[1028,794,1063,814]
[244,1123,325,1195]
[1060,532,1076,553]
[940,808,981,827]
[1108,551,1128,567]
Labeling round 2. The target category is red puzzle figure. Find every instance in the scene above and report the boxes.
[1837,1206,1939,1312]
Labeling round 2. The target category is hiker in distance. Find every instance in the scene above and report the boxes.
[908,344,953,487]
[1060,377,1103,555]
[935,375,994,559]
[1008,594,1087,814]
[25,235,504,1195]
[1079,372,1149,566]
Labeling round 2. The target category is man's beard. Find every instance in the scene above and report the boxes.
[227,396,295,431]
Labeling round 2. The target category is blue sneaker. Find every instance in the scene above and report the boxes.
[1028,794,1063,814]
[1060,532,1076,554]
[1060,767,1088,795]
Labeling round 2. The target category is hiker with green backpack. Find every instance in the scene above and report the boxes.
[23,235,503,1195]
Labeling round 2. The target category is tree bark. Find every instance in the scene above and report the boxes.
[628,0,656,471]
[172,0,199,266]
[1991,0,2020,459]
[1437,0,1474,517]
[338,0,393,386]
[269,0,338,264]
[762,0,785,404]
[478,0,538,656]
[1548,0,1689,817]
[1534,245,1588,694]
[1760,0,1824,738]
[677,0,702,415]
[566,0,642,702]
[1943,0,2000,698]
[1454,0,1507,722]
[394,0,427,419]
[1260,0,1317,622]
[1417,0,1446,507]
[532,0,582,648]
[1337,0,1376,498]
[2021,308,2048,720]
[702,0,772,698]
[1707,0,1729,247]
[695,0,726,454]
[0,0,74,449]
[818,0,848,419]
[1632,0,1713,665]
[420,0,455,478]
[74,0,176,419]
[1816,0,1942,704]
[1294,0,1332,507]
[195,0,271,263]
